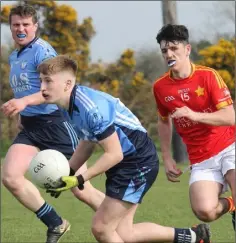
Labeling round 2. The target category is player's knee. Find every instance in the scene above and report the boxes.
[91,221,105,240]
[193,207,216,222]
[91,215,108,240]
[2,174,23,192]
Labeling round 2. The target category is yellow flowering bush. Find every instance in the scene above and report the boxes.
[1,5,11,22]
[131,72,147,86]
[54,5,77,22]
[198,38,235,97]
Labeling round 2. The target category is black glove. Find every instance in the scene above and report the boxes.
[49,191,61,198]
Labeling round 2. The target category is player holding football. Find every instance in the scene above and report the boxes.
[1,5,104,243]
[38,54,211,243]
[153,24,235,230]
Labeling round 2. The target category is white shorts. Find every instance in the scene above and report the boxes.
[189,143,235,193]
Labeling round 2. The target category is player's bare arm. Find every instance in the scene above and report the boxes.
[157,116,182,182]
[81,131,123,182]
[1,91,45,117]
[69,140,96,172]
[171,105,235,126]
[157,116,172,160]
[22,91,46,106]
[196,105,235,126]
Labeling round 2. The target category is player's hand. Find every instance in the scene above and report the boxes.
[164,158,183,183]
[1,98,27,118]
[46,176,79,194]
[171,106,198,122]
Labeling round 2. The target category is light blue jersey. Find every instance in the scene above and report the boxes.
[9,37,58,116]
[69,85,147,157]
[68,86,158,205]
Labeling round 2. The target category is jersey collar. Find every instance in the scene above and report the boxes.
[68,85,78,117]
[17,36,39,57]
[169,63,196,82]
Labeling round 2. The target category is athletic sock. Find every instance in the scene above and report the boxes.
[35,202,63,229]
[224,196,235,213]
[174,228,196,243]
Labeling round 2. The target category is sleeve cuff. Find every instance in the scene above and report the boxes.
[157,111,168,120]
[95,124,116,141]
[216,99,233,110]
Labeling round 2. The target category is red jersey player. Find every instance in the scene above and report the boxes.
[153,24,235,231]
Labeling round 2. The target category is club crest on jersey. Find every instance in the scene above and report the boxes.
[195,86,204,97]
[21,61,27,69]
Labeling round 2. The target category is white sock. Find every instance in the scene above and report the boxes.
[190,229,197,243]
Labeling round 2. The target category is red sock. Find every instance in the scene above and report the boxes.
[224,197,235,213]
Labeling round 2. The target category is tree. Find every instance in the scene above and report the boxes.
[86,49,136,96]
[190,40,212,62]
[1,46,18,141]
[135,48,165,81]
[161,1,177,26]
[198,38,235,98]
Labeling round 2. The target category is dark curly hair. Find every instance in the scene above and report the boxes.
[156,24,189,44]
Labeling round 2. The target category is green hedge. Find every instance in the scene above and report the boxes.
[1,139,11,160]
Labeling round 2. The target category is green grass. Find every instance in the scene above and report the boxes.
[1,153,234,243]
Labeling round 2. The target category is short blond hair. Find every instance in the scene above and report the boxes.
[38,55,78,76]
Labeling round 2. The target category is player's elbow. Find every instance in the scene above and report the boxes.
[110,150,123,165]
[223,105,235,126]
[115,150,124,162]
[227,116,235,126]
[106,150,123,166]
[225,109,235,126]
[219,116,234,126]
[157,117,171,132]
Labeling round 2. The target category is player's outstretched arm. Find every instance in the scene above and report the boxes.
[1,91,45,117]
[69,140,96,172]
[21,91,46,106]
[81,131,123,182]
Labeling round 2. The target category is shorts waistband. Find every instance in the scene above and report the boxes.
[21,110,65,128]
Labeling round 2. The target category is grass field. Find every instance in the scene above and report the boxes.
[1,153,234,243]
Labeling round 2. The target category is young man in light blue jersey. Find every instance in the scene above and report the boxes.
[1,5,104,243]
[38,55,211,243]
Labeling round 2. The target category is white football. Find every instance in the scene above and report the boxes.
[28,149,70,189]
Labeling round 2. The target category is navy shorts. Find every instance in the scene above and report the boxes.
[12,110,79,159]
[105,135,159,204]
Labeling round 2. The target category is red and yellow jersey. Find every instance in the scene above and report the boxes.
[153,63,235,164]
